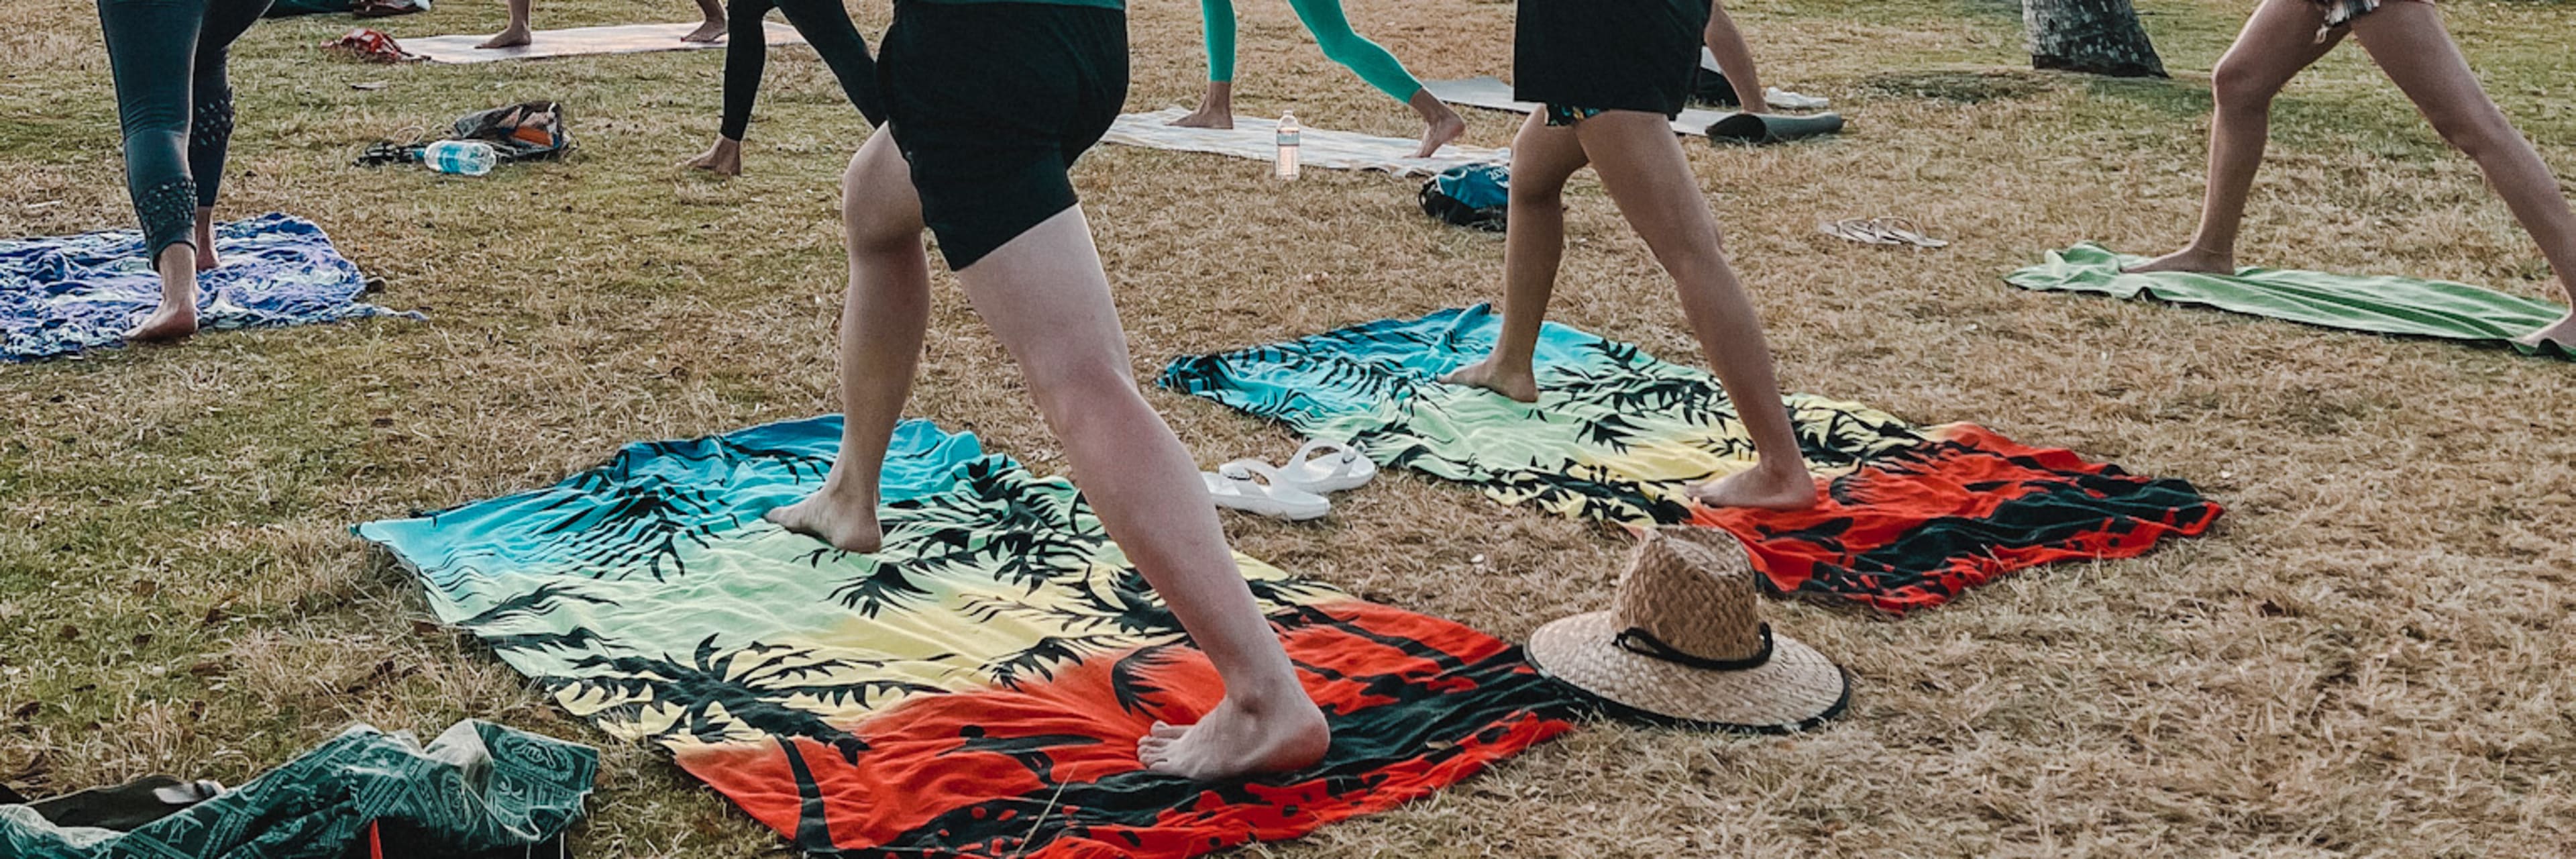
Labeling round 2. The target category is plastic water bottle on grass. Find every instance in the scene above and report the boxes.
[1275,111,1300,181]
[424,140,497,176]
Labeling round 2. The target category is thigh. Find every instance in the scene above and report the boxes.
[2216,0,2345,93]
[197,0,274,62]
[951,206,1132,382]
[98,0,202,134]
[2343,1,2498,126]
[1571,111,1723,258]
[1508,111,1589,197]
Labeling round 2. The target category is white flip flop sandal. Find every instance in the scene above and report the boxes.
[1277,440,1377,494]
[1202,460,1332,521]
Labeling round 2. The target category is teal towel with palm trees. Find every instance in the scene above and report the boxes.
[357,417,1576,858]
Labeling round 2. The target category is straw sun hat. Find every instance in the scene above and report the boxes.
[1527,528,1850,732]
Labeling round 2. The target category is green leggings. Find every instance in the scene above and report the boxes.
[97,0,273,260]
[1197,0,1423,103]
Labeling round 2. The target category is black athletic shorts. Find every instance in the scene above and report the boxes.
[1513,0,1709,120]
[879,0,1128,270]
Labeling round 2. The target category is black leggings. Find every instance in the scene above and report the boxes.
[99,0,274,260]
[719,0,883,141]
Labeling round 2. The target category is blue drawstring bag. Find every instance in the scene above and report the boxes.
[1419,163,1509,232]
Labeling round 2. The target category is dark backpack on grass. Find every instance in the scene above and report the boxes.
[1418,164,1509,232]
[358,101,572,167]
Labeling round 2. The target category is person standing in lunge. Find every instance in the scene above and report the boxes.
[1169,0,1467,158]
[1443,0,1819,511]
[680,0,883,176]
[761,0,1330,779]
[2127,0,2576,350]
[97,0,276,342]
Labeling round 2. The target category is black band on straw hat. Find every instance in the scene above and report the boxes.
[1611,623,1774,672]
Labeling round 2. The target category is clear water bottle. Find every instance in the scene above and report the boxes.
[1274,110,1300,181]
[423,140,497,176]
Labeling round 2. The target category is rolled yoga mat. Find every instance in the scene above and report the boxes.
[398,21,806,64]
[1705,111,1845,144]
[1425,75,1843,144]
[2007,243,2574,359]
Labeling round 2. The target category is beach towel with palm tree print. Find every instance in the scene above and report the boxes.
[357,417,1578,858]
[1159,306,2221,615]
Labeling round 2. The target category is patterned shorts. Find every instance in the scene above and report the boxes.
[2311,0,2429,39]
[1542,105,1608,127]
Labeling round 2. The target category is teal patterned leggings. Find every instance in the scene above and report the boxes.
[97,0,274,260]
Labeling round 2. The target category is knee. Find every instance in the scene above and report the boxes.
[1310,31,1372,66]
[1509,180,1562,211]
[2208,59,2278,113]
[841,174,917,254]
[844,205,917,256]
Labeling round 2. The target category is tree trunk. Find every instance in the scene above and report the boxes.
[2024,0,2168,78]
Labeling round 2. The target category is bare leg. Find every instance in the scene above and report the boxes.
[1574,111,1813,511]
[191,207,218,272]
[1442,112,1589,403]
[1171,81,1235,130]
[129,244,201,342]
[763,132,932,552]
[683,0,728,42]
[479,0,534,48]
[947,209,1326,780]
[682,136,745,176]
[2345,3,2576,350]
[1406,89,1465,159]
[2129,0,2339,274]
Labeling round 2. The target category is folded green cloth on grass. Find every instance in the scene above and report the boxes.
[2006,243,2571,359]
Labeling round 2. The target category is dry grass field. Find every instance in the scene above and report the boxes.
[5,0,2574,855]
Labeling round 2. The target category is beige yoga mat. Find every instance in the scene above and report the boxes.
[1100,108,1507,176]
[402,21,806,64]
[1423,76,1730,138]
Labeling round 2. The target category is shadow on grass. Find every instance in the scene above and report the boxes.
[1860,68,2063,104]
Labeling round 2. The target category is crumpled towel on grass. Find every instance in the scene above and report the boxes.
[1,720,596,858]
[2006,243,2573,359]
[1,212,419,362]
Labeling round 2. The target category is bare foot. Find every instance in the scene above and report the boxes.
[477,26,532,49]
[2123,247,2234,275]
[1440,357,1540,403]
[681,17,726,43]
[1136,697,1330,781]
[2515,310,2576,354]
[1169,105,1232,130]
[764,484,883,553]
[1170,82,1234,130]
[1688,462,1819,511]
[1409,93,1465,159]
[681,138,743,176]
[128,299,200,343]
